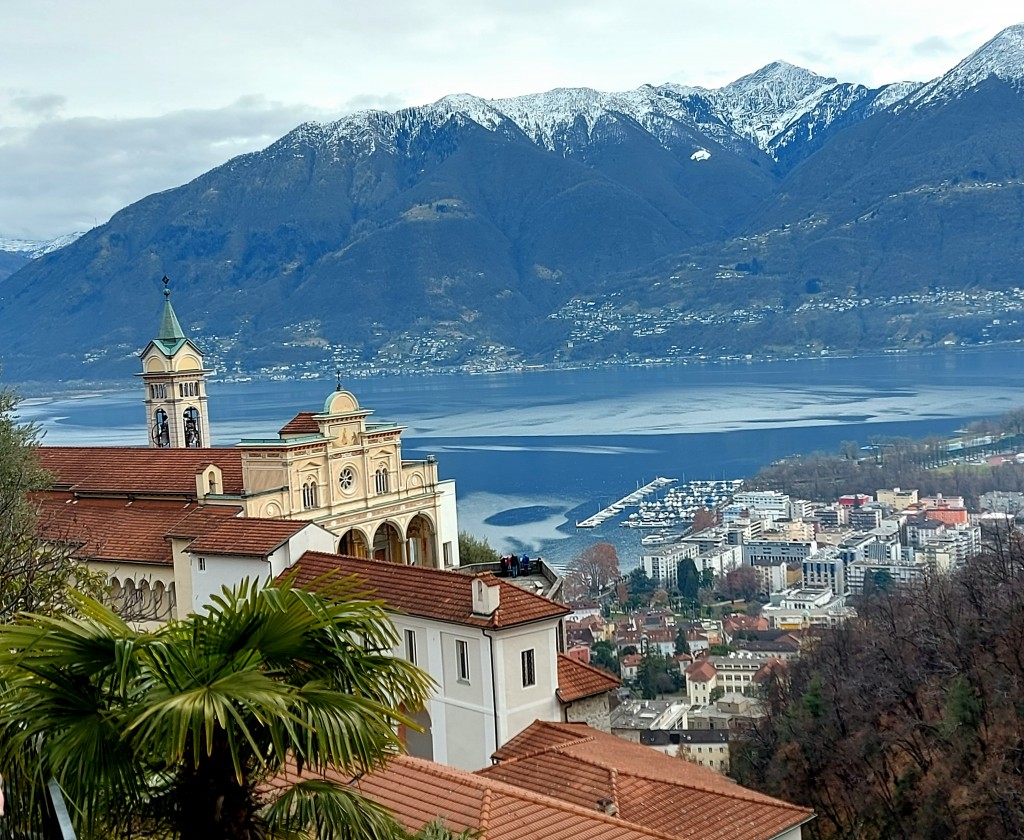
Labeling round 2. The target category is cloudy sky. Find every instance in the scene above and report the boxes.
[1,1,1020,240]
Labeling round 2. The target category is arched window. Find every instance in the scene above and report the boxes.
[375,465,389,495]
[302,478,319,510]
[207,472,218,495]
[152,409,170,447]
[183,407,201,448]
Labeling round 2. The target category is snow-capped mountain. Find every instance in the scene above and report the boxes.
[0,232,84,259]
[4,23,1024,385]
[273,57,923,173]
[908,22,1024,108]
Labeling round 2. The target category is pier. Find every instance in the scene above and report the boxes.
[575,477,676,528]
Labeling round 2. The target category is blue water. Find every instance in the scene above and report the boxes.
[20,349,1024,569]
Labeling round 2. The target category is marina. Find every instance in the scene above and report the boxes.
[622,478,745,530]
[575,477,676,528]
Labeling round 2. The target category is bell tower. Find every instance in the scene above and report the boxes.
[137,277,212,448]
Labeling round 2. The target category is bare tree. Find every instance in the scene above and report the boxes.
[564,542,620,599]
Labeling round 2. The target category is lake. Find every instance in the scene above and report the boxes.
[20,349,1024,570]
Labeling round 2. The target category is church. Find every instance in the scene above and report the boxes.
[36,280,460,619]
[33,283,624,766]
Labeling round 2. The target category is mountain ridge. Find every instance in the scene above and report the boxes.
[3,24,1024,385]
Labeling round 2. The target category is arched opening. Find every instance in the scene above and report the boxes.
[109,577,123,612]
[372,522,404,564]
[406,514,438,568]
[403,706,434,761]
[152,409,170,448]
[374,464,390,495]
[339,528,370,559]
[122,578,137,616]
[137,579,152,618]
[207,471,218,495]
[301,477,319,510]
[153,581,172,621]
[183,407,202,448]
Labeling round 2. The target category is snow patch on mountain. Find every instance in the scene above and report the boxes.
[691,148,711,161]
[716,61,840,149]
[868,80,923,114]
[0,232,84,258]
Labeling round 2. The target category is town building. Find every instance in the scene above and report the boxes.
[876,487,919,510]
[732,491,793,522]
[284,550,621,770]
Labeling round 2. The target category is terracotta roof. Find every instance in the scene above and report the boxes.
[557,654,621,702]
[284,552,569,629]
[485,721,813,840]
[33,496,242,565]
[685,659,717,682]
[185,518,311,557]
[752,658,789,685]
[277,412,321,436]
[268,755,675,840]
[37,447,245,496]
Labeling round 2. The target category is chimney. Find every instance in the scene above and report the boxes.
[596,798,618,816]
[471,576,501,616]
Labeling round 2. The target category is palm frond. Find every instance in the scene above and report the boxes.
[262,777,406,840]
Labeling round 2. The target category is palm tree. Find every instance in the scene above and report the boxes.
[0,574,433,839]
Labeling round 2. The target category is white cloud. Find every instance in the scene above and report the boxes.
[1,1,1022,237]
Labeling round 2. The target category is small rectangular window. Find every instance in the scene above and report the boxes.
[197,557,206,572]
[521,649,536,687]
[404,629,417,665]
[456,639,470,683]
[443,541,453,567]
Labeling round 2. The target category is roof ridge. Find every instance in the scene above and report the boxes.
[525,722,813,816]
[603,760,814,815]
[400,756,680,840]
[479,786,492,838]
[558,651,620,680]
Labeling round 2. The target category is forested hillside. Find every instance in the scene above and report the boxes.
[733,537,1024,839]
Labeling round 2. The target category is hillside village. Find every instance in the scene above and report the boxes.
[560,480,1011,778]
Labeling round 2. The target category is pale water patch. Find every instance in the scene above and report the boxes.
[456,491,583,561]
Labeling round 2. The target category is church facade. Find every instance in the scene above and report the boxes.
[37,283,460,621]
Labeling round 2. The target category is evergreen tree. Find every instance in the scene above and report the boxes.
[458,531,500,565]
[676,559,701,601]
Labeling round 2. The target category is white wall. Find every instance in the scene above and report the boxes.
[274,523,337,575]
[386,614,497,771]
[437,480,460,567]
[492,624,562,747]
[192,554,272,611]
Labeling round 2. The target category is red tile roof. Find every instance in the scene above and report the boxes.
[37,447,245,496]
[34,496,242,565]
[557,654,621,702]
[278,412,321,436]
[268,755,676,840]
[284,552,569,629]
[685,659,718,682]
[35,495,310,564]
[184,518,310,557]
[485,721,813,840]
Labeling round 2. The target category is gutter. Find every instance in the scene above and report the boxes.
[482,628,501,754]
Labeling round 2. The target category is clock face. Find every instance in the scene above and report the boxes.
[339,467,356,492]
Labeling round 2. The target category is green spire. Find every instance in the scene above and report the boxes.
[158,276,185,341]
